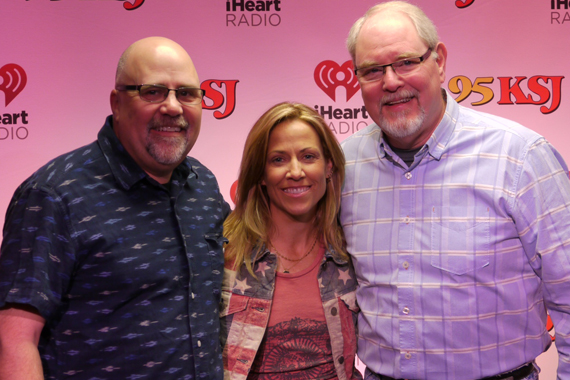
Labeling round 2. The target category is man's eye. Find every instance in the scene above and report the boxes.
[143,88,162,96]
[398,59,421,68]
[365,67,382,75]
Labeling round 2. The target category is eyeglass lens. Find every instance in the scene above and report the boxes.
[140,85,203,104]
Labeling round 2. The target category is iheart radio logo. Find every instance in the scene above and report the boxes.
[314,60,360,102]
[0,64,27,107]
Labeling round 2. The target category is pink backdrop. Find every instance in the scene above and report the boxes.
[1,0,567,377]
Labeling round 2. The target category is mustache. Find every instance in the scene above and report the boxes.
[380,89,419,106]
[149,116,189,130]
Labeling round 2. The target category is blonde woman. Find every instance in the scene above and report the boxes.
[221,102,361,380]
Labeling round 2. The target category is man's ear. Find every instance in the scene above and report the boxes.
[110,89,120,120]
[435,42,448,84]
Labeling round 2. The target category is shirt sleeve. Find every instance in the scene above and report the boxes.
[0,184,76,321]
[510,138,570,376]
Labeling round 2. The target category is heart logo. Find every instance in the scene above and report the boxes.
[0,64,27,107]
[314,60,360,102]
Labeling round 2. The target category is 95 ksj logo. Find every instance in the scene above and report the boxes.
[449,75,564,114]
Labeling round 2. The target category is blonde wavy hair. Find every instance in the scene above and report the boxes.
[224,102,346,275]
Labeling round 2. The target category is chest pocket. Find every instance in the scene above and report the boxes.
[430,206,490,275]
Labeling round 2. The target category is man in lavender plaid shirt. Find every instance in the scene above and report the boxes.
[341,2,570,380]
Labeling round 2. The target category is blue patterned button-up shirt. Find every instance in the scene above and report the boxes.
[340,92,570,380]
[0,116,229,379]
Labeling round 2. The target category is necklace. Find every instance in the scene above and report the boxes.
[271,235,318,273]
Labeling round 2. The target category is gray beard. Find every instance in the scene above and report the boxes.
[146,117,189,165]
[378,107,426,140]
[146,135,188,165]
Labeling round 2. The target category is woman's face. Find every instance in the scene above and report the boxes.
[262,119,332,224]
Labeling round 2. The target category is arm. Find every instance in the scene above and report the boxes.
[511,139,570,377]
[0,304,45,380]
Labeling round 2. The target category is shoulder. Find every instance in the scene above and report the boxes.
[455,104,544,147]
[185,156,221,183]
[13,140,103,197]
[341,123,381,147]
[340,123,382,161]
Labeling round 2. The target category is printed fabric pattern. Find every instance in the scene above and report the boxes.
[220,246,362,380]
[0,116,230,379]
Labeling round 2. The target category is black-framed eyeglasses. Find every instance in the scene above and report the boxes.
[354,48,433,83]
[115,84,205,105]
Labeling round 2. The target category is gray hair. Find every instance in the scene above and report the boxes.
[115,45,133,85]
[346,1,440,62]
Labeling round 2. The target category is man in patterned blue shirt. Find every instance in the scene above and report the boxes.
[0,37,229,379]
[341,2,570,380]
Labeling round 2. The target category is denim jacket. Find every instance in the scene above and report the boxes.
[220,245,361,380]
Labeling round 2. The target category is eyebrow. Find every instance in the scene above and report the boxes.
[268,147,319,155]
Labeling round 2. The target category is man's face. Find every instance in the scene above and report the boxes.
[355,11,447,149]
[111,43,202,183]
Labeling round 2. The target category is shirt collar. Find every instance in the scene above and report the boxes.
[250,242,348,266]
[97,115,194,190]
[376,89,458,161]
[425,90,458,160]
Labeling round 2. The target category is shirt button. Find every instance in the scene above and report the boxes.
[405,172,412,180]
[403,307,410,315]
[191,293,195,299]
[331,307,338,316]
[197,340,202,347]
[404,216,411,224]
[403,261,409,269]
[338,356,344,364]
[405,352,412,360]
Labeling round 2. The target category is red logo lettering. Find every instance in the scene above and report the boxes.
[456,0,475,8]
[201,80,239,119]
[123,0,145,10]
[314,61,360,102]
[0,64,27,107]
[448,75,564,114]
[230,180,238,204]
[498,76,564,114]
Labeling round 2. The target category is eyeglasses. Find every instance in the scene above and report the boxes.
[115,84,205,105]
[354,48,432,83]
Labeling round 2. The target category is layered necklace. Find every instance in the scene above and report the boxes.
[270,235,318,274]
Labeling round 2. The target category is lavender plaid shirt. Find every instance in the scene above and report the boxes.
[340,91,570,380]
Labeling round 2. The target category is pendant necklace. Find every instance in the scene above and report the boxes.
[271,235,318,273]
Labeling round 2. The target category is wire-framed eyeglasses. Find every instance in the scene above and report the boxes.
[115,84,205,105]
[354,48,433,83]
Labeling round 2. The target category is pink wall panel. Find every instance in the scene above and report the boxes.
[1,1,567,376]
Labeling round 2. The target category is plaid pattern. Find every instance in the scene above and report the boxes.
[340,92,570,380]
[220,246,362,380]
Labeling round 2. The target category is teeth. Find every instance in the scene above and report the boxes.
[284,187,309,194]
[155,127,181,132]
[388,98,410,105]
